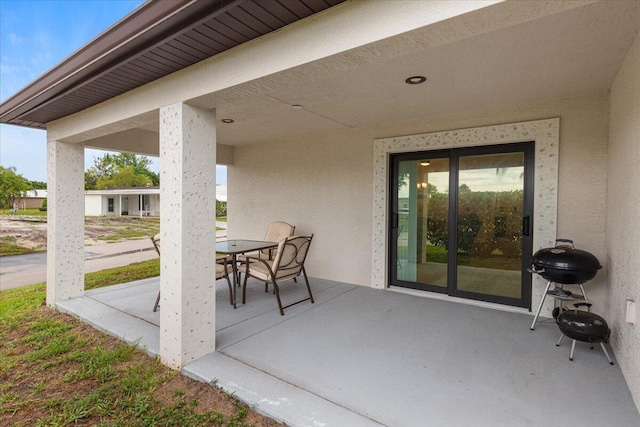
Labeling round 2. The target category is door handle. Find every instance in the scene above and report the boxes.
[522,216,530,236]
[392,213,399,230]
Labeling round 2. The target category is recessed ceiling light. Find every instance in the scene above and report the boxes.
[420,161,431,166]
[292,104,304,110]
[221,119,235,123]
[405,76,427,85]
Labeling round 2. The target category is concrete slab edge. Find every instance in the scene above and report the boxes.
[84,246,154,260]
[183,352,384,427]
[56,297,159,356]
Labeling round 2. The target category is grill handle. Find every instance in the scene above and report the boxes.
[555,238,575,248]
[527,267,546,275]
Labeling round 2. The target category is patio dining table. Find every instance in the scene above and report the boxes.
[216,239,279,308]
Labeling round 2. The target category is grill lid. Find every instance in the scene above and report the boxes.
[532,246,602,272]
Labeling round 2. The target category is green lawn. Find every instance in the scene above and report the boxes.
[398,244,522,271]
[0,236,37,256]
[0,260,281,427]
[1,208,47,217]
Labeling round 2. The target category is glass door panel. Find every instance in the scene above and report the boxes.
[394,158,449,289]
[390,142,533,308]
[455,152,525,299]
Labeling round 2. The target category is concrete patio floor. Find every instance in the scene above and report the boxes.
[56,277,640,426]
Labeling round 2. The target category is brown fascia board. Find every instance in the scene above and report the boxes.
[0,0,243,127]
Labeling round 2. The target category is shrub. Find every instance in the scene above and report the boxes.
[216,200,227,217]
[39,198,47,212]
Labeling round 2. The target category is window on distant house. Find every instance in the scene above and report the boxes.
[108,198,114,213]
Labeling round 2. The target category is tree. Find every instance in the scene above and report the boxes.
[29,180,46,189]
[0,166,32,210]
[85,170,99,190]
[96,165,152,189]
[216,200,227,217]
[85,153,158,189]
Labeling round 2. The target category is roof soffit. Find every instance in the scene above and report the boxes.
[0,0,345,129]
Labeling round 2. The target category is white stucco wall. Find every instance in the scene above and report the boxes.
[229,127,373,286]
[607,33,640,410]
[229,93,610,309]
[84,194,103,216]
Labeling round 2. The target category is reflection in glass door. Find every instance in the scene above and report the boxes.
[394,157,449,289]
[454,152,526,301]
[390,143,534,308]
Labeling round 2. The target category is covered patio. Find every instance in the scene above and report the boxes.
[56,276,640,426]
[2,0,639,421]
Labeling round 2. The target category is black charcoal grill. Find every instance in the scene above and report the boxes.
[555,302,614,365]
[529,239,602,330]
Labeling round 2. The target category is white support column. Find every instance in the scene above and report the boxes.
[159,103,217,368]
[46,140,85,306]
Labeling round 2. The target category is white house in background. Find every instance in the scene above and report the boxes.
[84,187,160,217]
[215,185,226,203]
[1,0,639,410]
[84,185,227,216]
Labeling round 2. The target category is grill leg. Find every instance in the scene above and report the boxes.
[556,334,565,347]
[531,280,552,330]
[599,342,614,365]
[569,339,576,361]
[579,283,589,303]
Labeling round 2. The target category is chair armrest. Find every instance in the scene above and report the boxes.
[243,255,276,280]
[241,254,263,263]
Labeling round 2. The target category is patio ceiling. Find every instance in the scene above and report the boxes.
[111,0,640,153]
[2,1,639,154]
[184,0,640,146]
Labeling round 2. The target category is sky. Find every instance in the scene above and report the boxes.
[0,0,227,185]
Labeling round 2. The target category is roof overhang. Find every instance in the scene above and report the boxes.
[0,0,345,129]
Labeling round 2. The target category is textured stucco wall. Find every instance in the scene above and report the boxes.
[46,140,85,305]
[228,127,373,286]
[607,33,640,410]
[159,103,218,368]
[229,93,609,309]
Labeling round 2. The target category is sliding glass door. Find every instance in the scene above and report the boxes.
[389,143,534,308]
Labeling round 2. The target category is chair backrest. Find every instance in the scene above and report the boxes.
[262,221,295,257]
[271,235,313,280]
[151,234,161,256]
[264,221,295,242]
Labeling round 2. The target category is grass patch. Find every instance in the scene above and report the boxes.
[1,208,47,217]
[84,259,160,290]
[399,244,522,271]
[0,236,35,256]
[0,262,282,427]
[93,217,160,242]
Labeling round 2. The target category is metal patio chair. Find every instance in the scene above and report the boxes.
[241,235,314,315]
[151,234,234,311]
[237,221,295,288]
[259,221,295,260]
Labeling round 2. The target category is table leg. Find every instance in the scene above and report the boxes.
[230,254,239,309]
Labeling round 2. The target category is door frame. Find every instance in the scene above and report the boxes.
[372,119,560,312]
[388,142,535,308]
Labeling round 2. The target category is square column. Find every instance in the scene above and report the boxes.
[46,140,85,305]
[159,103,217,368]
